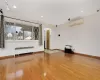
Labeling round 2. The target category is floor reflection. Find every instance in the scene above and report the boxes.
[64,53,75,61]
[16,70,23,78]
[6,72,15,80]
[0,58,16,80]
[44,53,50,65]
[0,52,100,80]
[0,65,6,80]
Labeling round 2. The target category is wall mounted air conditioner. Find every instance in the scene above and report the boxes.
[68,17,84,27]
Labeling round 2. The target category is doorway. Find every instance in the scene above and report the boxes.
[44,28,51,50]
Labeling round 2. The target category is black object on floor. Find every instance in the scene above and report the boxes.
[64,45,74,54]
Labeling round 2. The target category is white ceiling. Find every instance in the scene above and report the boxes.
[0,0,100,25]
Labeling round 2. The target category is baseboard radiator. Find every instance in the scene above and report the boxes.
[15,46,34,50]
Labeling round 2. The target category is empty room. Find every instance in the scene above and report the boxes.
[0,0,100,80]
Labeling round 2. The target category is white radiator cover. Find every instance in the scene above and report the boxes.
[0,40,44,57]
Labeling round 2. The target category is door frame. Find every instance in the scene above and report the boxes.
[44,28,51,50]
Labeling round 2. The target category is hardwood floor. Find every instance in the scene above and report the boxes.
[0,51,100,80]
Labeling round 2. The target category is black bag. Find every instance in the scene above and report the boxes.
[64,45,74,54]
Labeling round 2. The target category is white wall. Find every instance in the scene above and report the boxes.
[43,27,57,49]
[0,40,44,57]
[1,13,100,57]
[0,23,56,57]
[0,27,44,57]
[55,13,100,56]
[43,23,57,49]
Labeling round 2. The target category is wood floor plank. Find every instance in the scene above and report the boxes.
[0,52,100,80]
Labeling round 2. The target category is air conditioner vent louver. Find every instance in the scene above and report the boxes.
[68,17,84,27]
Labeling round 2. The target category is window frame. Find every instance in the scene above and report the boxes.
[4,21,39,41]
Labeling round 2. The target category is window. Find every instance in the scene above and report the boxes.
[15,24,32,40]
[4,22,39,40]
[5,22,16,40]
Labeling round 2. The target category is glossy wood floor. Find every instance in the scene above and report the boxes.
[0,51,100,80]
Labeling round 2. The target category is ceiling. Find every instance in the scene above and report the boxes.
[0,0,100,25]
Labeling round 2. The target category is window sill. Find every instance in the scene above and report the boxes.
[5,40,38,42]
